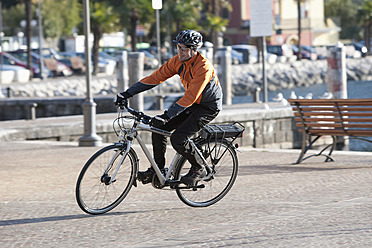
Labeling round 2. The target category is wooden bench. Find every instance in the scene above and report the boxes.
[288,98,372,164]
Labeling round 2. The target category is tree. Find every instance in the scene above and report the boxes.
[89,1,120,74]
[2,1,81,39]
[117,0,154,51]
[324,0,359,40]
[1,4,25,36]
[357,0,372,55]
[202,0,231,50]
[42,0,81,39]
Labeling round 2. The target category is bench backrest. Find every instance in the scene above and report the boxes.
[288,98,372,137]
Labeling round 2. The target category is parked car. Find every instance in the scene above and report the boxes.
[139,46,173,64]
[138,50,159,69]
[231,44,258,64]
[313,45,328,60]
[343,44,362,58]
[33,48,85,75]
[8,50,72,77]
[0,64,31,83]
[292,45,318,60]
[352,42,368,57]
[231,44,277,64]
[358,40,371,54]
[267,44,296,63]
[214,48,244,65]
[1,51,50,78]
[100,46,160,69]
[60,51,115,75]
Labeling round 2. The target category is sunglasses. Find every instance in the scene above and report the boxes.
[177,44,190,52]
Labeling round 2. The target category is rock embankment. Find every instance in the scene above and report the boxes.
[3,57,372,98]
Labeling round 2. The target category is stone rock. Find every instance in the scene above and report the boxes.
[3,57,372,99]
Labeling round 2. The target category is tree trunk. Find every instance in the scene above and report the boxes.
[211,0,218,52]
[25,0,32,70]
[130,8,139,52]
[92,24,102,75]
[367,21,371,56]
[297,0,302,60]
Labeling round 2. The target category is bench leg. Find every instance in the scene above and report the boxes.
[296,135,336,164]
[324,136,336,162]
[295,135,321,164]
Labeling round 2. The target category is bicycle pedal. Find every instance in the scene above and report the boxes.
[173,184,205,190]
[168,180,182,188]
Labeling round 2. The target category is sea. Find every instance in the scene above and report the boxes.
[234,80,372,152]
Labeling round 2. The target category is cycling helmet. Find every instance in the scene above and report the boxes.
[173,30,203,49]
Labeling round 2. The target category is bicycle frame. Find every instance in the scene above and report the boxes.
[110,115,215,186]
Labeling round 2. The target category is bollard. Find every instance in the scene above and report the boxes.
[326,42,347,148]
[6,87,11,98]
[326,42,347,99]
[217,46,232,105]
[116,50,128,93]
[26,103,38,120]
[128,52,145,111]
[253,87,261,102]
[155,95,164,110]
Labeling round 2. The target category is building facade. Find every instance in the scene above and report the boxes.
[223,0,340,46]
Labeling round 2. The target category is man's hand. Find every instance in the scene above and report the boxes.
[150,113,169,127]
[115,91,132,105]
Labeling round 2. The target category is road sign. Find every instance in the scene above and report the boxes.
[250,0,273,37]
[152,0,162,10]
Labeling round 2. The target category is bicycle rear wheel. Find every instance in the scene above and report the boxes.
[75,144,138,215]
[174,139,238,207]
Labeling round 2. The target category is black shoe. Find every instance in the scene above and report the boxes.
[180,167,206,186]
[137,167,155,184]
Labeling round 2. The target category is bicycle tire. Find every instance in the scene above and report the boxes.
[75,144,138,215]
[174,139,238,207]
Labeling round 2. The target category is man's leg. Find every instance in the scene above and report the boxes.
[170,106,218,185]
[137,111,187,184]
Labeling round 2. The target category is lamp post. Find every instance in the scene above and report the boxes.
[0,1,3,86]
[152,0,162,68]
[37,0,44,79]
[78,0,102,147]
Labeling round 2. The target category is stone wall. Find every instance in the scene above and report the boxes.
[0,104,304,149]
[2,57,372,99]
[0,97,116,121]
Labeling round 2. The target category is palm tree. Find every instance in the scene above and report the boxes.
[297,0,302,60]
[358,1,372,55]
[90,1,120,74]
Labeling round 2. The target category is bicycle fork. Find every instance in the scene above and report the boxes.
[101,142,132,185]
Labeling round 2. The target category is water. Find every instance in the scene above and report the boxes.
[233,80,372,103]
[233,80,372,152]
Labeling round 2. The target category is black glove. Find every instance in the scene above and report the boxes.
[150,113,170,127]
[115,91,132,105]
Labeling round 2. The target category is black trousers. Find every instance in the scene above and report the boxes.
[152,104,219,170]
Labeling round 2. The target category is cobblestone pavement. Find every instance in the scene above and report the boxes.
[1,141,372,248]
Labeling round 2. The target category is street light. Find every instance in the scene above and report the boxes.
[152,0,162,68]
[78,0,102,147]
[37,0,44,79]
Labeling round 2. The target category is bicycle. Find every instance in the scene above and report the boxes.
[75,100,245,215]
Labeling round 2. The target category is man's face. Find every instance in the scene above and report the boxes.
[177,44,193,61]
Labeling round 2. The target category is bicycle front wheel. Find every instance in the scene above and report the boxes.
[75,144,138,215]
[174,139,238,207]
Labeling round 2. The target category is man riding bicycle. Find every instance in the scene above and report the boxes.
[116,30,223,186]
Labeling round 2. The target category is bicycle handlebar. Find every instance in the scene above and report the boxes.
[116,99,152,125]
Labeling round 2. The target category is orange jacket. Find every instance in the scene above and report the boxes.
[140,52,222,109]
